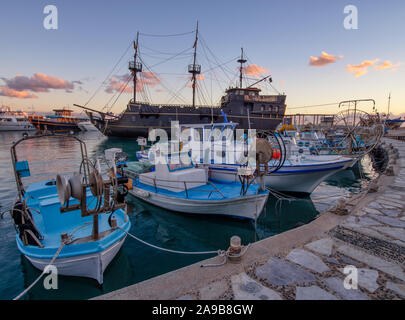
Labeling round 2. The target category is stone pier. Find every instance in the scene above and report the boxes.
[96,138,405,300]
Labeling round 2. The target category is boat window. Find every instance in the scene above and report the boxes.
[203,125,212,141]
[208,126,224,142]
[194,128,202,141]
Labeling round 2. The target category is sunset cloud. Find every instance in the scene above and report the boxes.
[0,86,38,99]
[0,73,81,99]
[105,71,162,94]
[374,60,401,71]
[242,64,269,77]
[345,59,379,77]
[105,75,133,94]
[309,52,343,67]
[1,73,75,93]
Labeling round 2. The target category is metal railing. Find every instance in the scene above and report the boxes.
[132,174,226,199]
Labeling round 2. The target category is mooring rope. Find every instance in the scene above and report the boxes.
[118,227,251,268]
[118,226,221,255]
[13,241,66,300]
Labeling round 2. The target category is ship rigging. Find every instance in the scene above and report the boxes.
[75,23,287,137]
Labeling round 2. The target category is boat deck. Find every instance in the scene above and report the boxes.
[133,178,263,200]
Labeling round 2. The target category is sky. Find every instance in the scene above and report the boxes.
[0,0,404,116]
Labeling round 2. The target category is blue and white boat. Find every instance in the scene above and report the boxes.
[128,148,269,220]
[10,134,130,285]
[137,122,354,195]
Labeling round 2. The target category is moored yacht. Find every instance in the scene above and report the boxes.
[0,108,36,131]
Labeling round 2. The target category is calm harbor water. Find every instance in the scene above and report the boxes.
[0,131,376,300]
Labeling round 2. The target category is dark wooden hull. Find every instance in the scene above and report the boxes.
[92,111,284,138]
[29,118,81,133]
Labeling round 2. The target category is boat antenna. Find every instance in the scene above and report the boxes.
[129,32,142,103]
[188,21,201,108]
[237,47,247,88]
[387,92,391,120]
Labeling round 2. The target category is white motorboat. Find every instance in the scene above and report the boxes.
[0,108,36,131]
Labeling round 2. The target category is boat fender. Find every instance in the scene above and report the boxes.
[134,189,150,198]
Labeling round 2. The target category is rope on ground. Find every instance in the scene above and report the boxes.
[13,241,66,300]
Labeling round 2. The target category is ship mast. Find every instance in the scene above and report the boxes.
[237,48,247,88]
[387,92,391,120]
[188,22,201,108]
[129,32,142,103]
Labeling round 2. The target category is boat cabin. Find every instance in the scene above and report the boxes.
[139,151,207,192]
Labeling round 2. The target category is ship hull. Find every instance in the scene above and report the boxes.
[92,112,284,138]
[29,118,81,133]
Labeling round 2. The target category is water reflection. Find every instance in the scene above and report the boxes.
[0,132,375,300]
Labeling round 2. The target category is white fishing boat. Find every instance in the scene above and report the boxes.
[208,154,353,194]
[137,122,354,195]
[128,148,269,220]
[0,108,36,131]
[9,134,131,285]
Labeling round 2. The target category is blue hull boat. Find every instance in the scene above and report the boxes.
[10,134,130,286]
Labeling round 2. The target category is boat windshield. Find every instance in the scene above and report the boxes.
[166,152,194,172]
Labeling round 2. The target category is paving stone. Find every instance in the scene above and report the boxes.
[339,268,379,293]
[325,257,340,265]
[286,249,330,273]
[369,214,405,228]
[323,277,370,300]
[231,272,282,300]
[339,254,363,267]
[380,196,405,206]
[337,245,405,281]
[382,193,402,200]
[350,226,395,243]
[255,258,316,286]
[381,209,401,217]
[372,226,405,242]
[295,286,338,300]
[392,240,405,247]
[305,238,334,256]
[377,199,403,209]
[386,281,405,298]
[363,207,382,215]
[199,279,228,300]
[356,217,382,227]
[368,202,383,209]
[177,294,193,300]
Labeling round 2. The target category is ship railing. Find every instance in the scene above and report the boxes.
[128,100,220,109]
[244,95,282,102]
[132,174,226,199]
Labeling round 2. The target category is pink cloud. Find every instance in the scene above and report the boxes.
[105,72,162,94]
[309,52,343,67]
[1,73,75,93]
[346,59,379,77]
[0,86,38,99]
[242,64,269,77]
[374,60,401,70]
